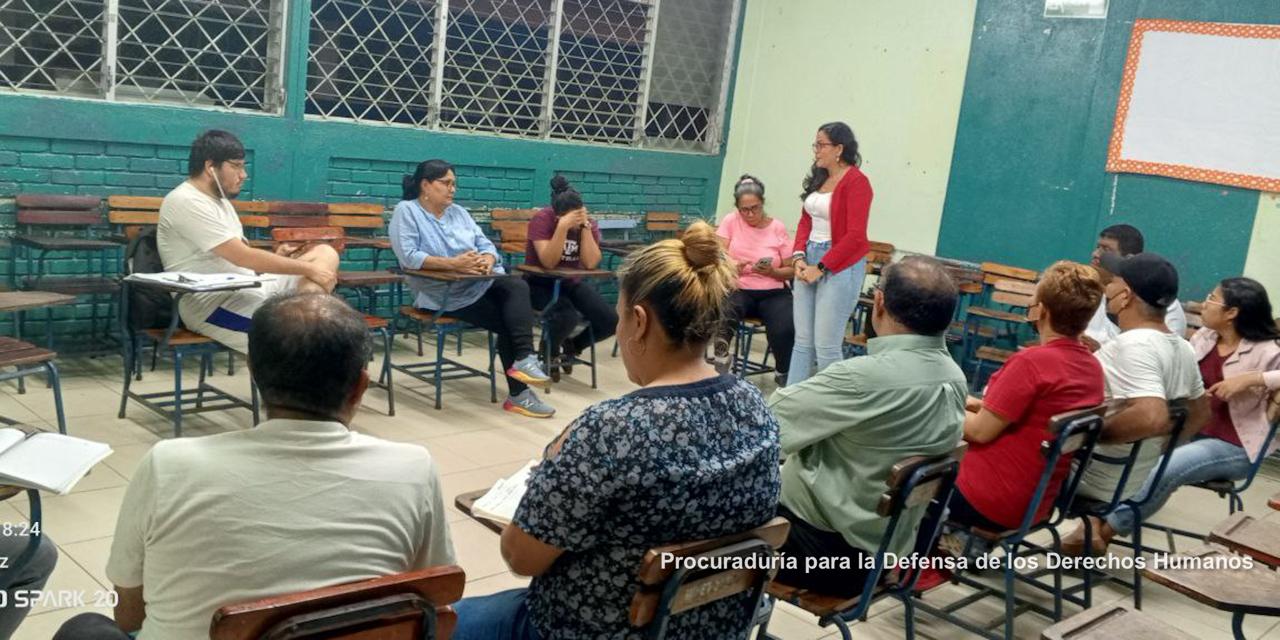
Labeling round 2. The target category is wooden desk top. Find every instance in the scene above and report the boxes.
[0,291,77,313]
[1208,512,1280,568]
[455,489,505,535]
[402,268,515,283]
[1040,603,1195,640]
[515,264,613,279]
[1268,491,1279,511]
[1142,545,1280,616]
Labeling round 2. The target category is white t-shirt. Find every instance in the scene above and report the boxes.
[1085,298,1188,345]
[1077,328,1205,501]
[157,181,252,276]
[803,191,833,243]
[106,419,457,640]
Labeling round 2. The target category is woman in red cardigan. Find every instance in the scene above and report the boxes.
[786,122,873,385]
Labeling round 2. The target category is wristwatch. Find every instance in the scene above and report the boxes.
[816,262,828,274]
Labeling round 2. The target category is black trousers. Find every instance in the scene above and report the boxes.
[718,288,795,374]
[917,486,1007,550]
[54,613,131,640]
[528,277,617,358]
[774,504,874,597]
[430,277,536,396]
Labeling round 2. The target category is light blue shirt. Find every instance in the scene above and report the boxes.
[389,200,503,311]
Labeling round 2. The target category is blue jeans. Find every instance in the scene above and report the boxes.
[1105,437,1252,536]
[786,241,866,386]
[452,588,541,640]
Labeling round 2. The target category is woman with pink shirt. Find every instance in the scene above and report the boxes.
[713,175,795,385]
[1075,276,1280,552]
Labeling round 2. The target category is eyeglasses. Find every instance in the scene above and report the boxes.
[434,179,457,188]
[1204,292,1226,306]
[738,204,763,214]
[811,142,836,151]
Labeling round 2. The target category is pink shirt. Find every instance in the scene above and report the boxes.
[716,211,791,291]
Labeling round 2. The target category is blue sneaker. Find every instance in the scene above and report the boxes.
[507,354,552,385]
[503,389,555,418]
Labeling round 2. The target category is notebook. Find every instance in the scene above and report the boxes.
[471,460,538,526]
[125,272,272,292]
[0,428,113,494]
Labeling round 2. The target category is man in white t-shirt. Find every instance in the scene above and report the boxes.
[1082,224,1187,348]
[53,295,456,640]
[1064,252,1209,555]
[157,130,339,352]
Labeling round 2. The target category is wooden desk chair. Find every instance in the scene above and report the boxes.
[490,208,538,267]
[733,317,775,379]
[1183,300,1204,340]
[1041,603,1195,640]
[270,226,348,254]
[211,565,465,640]
[961,264,1038,388]
[631,517,789,640]
[11,194,119,351]
[328,202,393,269]
[1142,544,1280,640]
[757,445,966,640]
[645,211,681,241]
[914,405,1107,640]
[1208,512,1280,568]
[0,337,66,434]
[845,240,896,355]
[1269,491,1280,511]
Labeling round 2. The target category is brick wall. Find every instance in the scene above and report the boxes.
[327,157,536,210]
[556,170,708,221]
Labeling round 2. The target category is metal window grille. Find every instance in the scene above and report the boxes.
[643,0,736,151]
[548,0,652,145]
[306,0,439,125]
[1,0,286,111]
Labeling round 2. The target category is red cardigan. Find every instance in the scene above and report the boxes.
[793,165,873,274]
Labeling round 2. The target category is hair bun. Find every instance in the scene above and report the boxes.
[679,221,721,270]
[550,175,572,195]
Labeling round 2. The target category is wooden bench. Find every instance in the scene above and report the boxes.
[1208,512,1280,568]
[211,565,465,640]
[328,202,394,268]
[1041,603,1195,640]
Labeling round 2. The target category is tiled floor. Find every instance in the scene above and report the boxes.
[3,337,1279,639]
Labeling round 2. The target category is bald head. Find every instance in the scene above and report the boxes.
[249,294,371,420]
[879,256,958,336]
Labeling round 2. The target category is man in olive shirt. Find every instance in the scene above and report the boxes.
[769,256,966,596]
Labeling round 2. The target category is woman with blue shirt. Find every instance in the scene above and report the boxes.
[451,221,782,640]
[389,159,555,418]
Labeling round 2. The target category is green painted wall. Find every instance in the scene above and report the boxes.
[0,0,738,344]
[938,0,1280,298]
[716,0,977,254]
[1244,192,1280,299]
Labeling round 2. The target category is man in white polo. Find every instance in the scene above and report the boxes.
[157,129,339,352]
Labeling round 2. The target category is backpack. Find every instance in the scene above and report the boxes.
[124,227,175,330]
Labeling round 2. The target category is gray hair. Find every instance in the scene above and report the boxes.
[733,174,765,204]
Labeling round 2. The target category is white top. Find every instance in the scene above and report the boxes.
[106,419,457,640]
[157,181,252,276]
[1084,298,1188,344]
[803,191,833,243]
[1077,328,1205,501]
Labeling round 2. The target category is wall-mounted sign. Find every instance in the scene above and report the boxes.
[1045,0,1108,19]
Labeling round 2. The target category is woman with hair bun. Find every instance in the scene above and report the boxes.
[713,173,795,385]
[453,221,781,640]
[788,121,874,385]
[388,159,556,418]
[524,176,617,381]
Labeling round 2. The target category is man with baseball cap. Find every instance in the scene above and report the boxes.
[1063,252,1209,555]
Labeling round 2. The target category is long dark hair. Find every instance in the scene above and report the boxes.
[1219,277,1280,342]
[401,159,454,200]
[549,175,583,216]
[801,121,861,199]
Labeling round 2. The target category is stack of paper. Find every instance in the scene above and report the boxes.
[0,429,113,495]
[471,460,538,526]
[125,272,272,292]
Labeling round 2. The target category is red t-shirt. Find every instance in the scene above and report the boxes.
[956,338,1105,529]
[1198,347,1242,446]
[524,206,601,270]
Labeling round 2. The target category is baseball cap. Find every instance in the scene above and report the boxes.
[1098,252,1179,308]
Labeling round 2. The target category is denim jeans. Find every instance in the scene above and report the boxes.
[452,588,541,640]
[786,241,866,386]
[1105,437,1252,536]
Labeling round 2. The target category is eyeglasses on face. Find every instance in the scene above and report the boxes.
[739,204,764,214]
[812,142,837,151]
[434,179,457,188]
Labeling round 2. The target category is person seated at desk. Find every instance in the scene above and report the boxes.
[1062,252,1209,555]
[53,294,456,640]
[390,159,555,418]
[1083,224,1187,350]
[713,174,795,385]
[767,255,965,597]
[1071,276,1279,554]
[914,261,1105,590]
[157,130,340,353]
[451,222,781,640]
[524,176,617,382]
[0,528,56,638]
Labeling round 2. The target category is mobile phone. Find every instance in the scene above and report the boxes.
[754,257,773,270]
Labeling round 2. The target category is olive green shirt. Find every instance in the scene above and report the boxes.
[769,333,966,556]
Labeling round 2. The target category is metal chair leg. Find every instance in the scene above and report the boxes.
[250,378,260,426]
[433,327,445,410]
[44,362,66,435]
[195,353,209,410]
[489,332,498,403]
[588,325,597,389]
[173,349,185,438]
[381,327,395,416]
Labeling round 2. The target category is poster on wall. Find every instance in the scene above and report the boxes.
[1044,0,1107,19]
[1107,19,1280,192]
